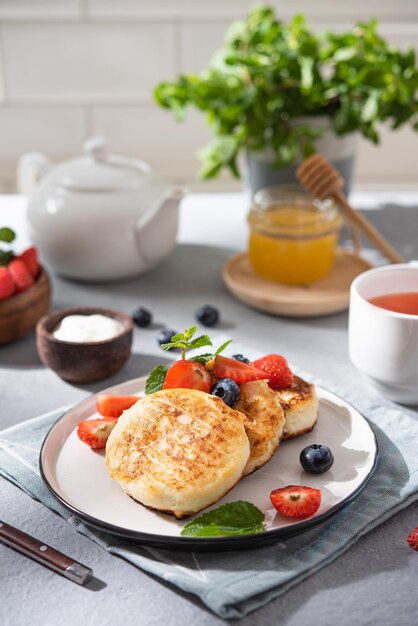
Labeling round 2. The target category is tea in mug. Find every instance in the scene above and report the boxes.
[368,291,418,315]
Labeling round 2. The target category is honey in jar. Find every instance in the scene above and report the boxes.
[248,186,342,285]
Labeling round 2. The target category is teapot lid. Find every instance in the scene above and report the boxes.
[52,137,156,192]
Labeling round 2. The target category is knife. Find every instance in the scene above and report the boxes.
[0,520,93,585]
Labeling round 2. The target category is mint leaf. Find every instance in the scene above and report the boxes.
[214,339,232,357]
[189,353,213,365]
[183,326,197,341]
[187,335,212,351]
[145,364,169,395]
[0,250,13,266]
[181,501,266,537]
[0,227,15,243]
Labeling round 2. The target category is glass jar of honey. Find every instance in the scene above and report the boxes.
[248,185,342,285]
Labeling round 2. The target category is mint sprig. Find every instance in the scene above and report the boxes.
[145,328,233,394]
[181,501,266,537]
[145,364,169,395]
[161,326,212,360]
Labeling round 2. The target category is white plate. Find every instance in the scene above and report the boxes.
[40,377,378,551]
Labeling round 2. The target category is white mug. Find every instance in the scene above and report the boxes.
[348,262,418,405]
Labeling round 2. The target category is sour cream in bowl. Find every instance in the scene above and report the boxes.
[36,307,133,383]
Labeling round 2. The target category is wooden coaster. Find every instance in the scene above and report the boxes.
[223,249,373,317]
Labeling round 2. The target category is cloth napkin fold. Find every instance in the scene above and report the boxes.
[1,371,418,619]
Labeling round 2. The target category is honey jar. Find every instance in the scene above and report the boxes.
[248,186,342,285]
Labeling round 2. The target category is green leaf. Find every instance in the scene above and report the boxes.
[361,91,379,122]
[145,365,169,395]
[300,57,314,91]
[189,353,213,365]
[0,249,13,266]
[181,501,266,537]
[187,335,212,351]
[214,339,232,357]
[0,227,15,243]
[332,47,356,62]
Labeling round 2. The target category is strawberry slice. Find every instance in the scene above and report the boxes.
[19,246,40,279]
[0,267,16,301]
[251,354,294,389]
[8,259,34,293]
[97,395,139,418]
[213,355,268,384]
[163,360,212,393]
[77,417,118,449]
[270,485,321,518]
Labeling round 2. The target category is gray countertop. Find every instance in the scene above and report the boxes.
[1,198,418,626]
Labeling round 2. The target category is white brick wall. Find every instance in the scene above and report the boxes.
[0,0,416,191]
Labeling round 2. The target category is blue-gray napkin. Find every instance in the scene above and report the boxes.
[1,380,418,619]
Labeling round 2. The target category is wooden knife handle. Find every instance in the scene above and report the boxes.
[0,520,92,585]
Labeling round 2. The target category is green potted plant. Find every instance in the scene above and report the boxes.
[154,5,418,194]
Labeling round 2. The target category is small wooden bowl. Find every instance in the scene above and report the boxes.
[0,268,51,344]
[36,307,133,383]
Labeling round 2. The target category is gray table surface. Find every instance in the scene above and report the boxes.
[1,203,418,626]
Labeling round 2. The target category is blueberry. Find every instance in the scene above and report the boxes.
[211,378,240,407]
[232,353,250,364]
[300,444,334,475]
[157,328,178,348]
[132,307,152,328]
[196,305,219,327]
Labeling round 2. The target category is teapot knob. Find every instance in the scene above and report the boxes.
[83,136,108,162]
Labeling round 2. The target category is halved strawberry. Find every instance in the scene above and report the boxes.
[163,360,212,392]
[97,395,139,418]
[19,246,40,279]
[213,355,268,385]
[8,259,34,293]
[77,417,118,449]
[270,485,321,518]
[407,526,418,551]
[0,267,16,301]
[251,354,294,389]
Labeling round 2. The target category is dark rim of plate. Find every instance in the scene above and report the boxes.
[39,379,379,552]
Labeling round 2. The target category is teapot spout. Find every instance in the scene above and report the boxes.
[17,152,51,196]
[160,186,187,213]
[134,186,186,269]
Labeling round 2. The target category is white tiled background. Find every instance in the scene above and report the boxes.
[0,0,416,191]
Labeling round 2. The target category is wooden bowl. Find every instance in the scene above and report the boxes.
[0,268,51,344]
[36,307,133,383]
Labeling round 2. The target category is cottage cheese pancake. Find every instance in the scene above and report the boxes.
[274,376,318,439]
[105,388,250,518]
[234,379,285,476]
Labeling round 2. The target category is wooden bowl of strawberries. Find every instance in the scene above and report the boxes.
[0,229,51,344]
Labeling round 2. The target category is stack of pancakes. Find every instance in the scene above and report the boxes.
[106,376,318,518]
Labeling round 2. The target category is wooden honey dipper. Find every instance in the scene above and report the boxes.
[296,154,404,264]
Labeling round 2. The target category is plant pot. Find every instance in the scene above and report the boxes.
[243,118,356,196]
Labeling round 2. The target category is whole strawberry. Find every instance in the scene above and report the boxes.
[8,259,34,293]
[0,267,16,301]
[252,354,294,389]
[19,246,40,279]
[407,526,418,551]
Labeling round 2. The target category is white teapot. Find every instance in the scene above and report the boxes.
[18,137,185,281]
